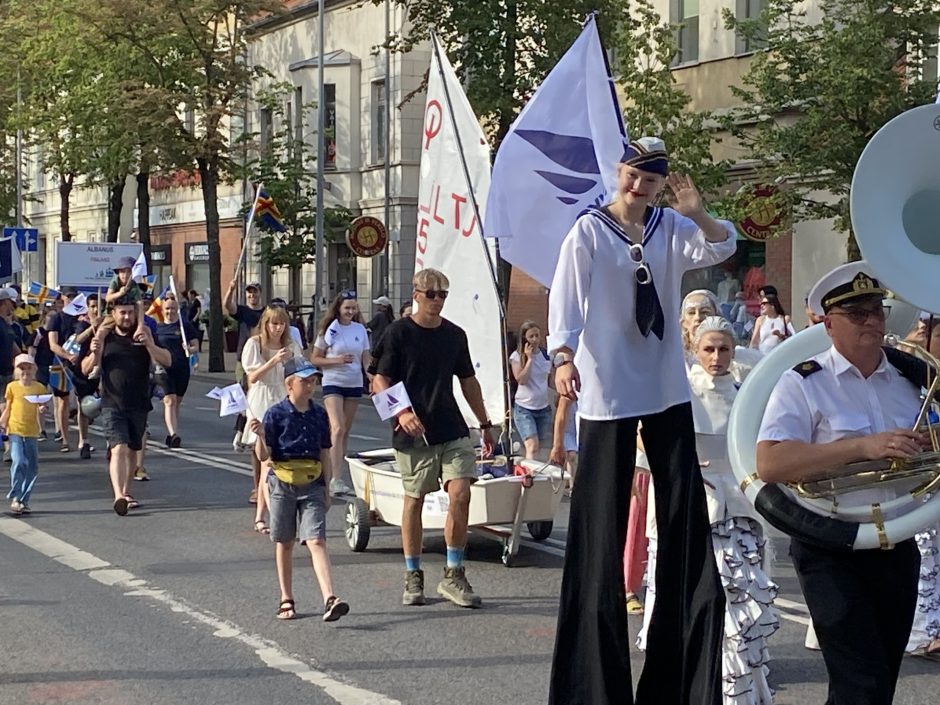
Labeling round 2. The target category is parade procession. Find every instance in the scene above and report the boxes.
[3,1,940,704]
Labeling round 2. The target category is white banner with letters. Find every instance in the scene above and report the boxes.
[55,242,144,288]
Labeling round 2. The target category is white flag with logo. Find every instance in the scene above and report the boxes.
[485,15,626,287]
[372,381,413,421]
[417,35,505,427]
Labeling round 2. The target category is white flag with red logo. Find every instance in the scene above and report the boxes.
[416,35,505,427]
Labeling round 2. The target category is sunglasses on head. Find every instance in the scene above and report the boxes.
[340,290,357,300]
[416,289,449,300]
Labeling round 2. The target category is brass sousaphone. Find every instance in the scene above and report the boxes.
[728,104,940,551]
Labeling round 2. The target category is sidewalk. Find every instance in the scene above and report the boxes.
[189,351,239,384]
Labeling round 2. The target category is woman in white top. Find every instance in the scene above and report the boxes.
[749,294,794,354]
[509,321,553,459]
[240,305,304,533]
[310,292,372,496]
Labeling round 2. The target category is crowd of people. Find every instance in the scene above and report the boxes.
[5,135,939,703]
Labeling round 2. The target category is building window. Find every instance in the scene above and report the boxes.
[925,26,939,88]
[372,79,387,165]
[259,107,273,156]
[673,0,699,64]
[324,83,336,169]
[736,0,768,54]
[185,107,196,135]
[294,85,304,145]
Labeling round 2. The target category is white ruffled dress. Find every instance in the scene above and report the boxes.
[638,365,778,704]
[907,524,940,653]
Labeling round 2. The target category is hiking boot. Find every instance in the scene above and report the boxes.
[437,566,482,608]
[402,569,426,606]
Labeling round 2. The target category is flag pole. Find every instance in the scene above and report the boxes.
[429,32,515,444]
[236,183,264,282]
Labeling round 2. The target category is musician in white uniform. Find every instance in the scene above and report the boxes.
[756,262,923,705]
[549,137,736,705]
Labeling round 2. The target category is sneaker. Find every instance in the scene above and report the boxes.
[53,431,63,443]
[626,593,644,615]
[402,569,426,606]
[165,435,173,448]
[233,432,245,452]
[39,429,48,442]
[79,443,92,460]
[330,478,353,496]
[437,566,482,608]
[20,504,31,514]
[322,596,350,623]
[171,435,181,449]
[10,499,22,514]
[134,466,150,481]
[3,449,10,464]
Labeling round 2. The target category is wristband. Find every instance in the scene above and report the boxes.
[479,420,493,430]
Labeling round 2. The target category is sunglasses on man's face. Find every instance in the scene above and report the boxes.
[416,289,449,301]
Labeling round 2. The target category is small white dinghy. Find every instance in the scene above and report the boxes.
[344,450,567,566]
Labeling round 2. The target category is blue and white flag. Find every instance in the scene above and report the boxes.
[0,237,23,279]
[131,250,148,280]
[485,15,626,287]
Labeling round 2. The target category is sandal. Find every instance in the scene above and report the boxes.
[626,594,644,615]
[277,598,296,620]
[59,445,71,453]
[124,495,140,510]
[254,520,270,534]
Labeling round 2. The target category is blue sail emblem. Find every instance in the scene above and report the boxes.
[515,130,602,205]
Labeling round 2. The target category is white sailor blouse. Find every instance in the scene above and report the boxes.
[548,206,736,420]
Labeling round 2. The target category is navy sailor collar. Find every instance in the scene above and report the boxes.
[582,205,664,247]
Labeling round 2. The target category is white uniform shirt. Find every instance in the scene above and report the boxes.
[314,320,370,388]
[757,346,922,515]
[548,207,737,420]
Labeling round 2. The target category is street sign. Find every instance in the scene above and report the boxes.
[2,226,39,252]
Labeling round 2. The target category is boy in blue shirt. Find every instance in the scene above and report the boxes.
[250,358,349,623]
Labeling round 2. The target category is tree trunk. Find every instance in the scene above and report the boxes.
[198,156,225,373]
[107,178,124,242]
[59,173,74,242]
[136,171,151,268]
[290,263,302,305]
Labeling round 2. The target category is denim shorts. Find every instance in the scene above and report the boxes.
[321,385,364,399]
[513,404,553,442]
[266,473,327,544]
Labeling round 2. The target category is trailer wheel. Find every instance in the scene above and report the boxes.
[345,499,371,552]
[526,520,553,541]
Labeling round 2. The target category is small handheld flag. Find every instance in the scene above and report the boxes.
[27,281,60,303]
[372,381,413,421]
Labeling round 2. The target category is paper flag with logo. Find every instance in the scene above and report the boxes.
[485,15,626,287]
[25,394,54,404]
[417,34,504,427]
[218,383,248,417]
[372,381,413,421]
[205,386,224,400]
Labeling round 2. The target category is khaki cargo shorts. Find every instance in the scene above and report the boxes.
[394,436,477,498]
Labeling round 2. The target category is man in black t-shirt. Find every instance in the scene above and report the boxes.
[84,302,171,516]
[373,268,495,609]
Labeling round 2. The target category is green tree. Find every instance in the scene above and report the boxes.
[724,0,940,256]
[91,0,283,372]
[380,0,621,143]
[237,82,351,303]
[612,0,729,200]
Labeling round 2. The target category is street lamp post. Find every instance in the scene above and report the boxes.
[315,0,326,322]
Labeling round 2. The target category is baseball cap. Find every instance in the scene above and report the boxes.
[113,255,136,271]
[0,288,16,302]
[373,296,393,307]
[284,358,319,380]
[14,353,36,368]
[246,281,262,292]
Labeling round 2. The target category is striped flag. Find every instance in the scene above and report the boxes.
[147,285,172,323]
[27,281,60,302]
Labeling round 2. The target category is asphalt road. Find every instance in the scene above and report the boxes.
[1,376,938,705]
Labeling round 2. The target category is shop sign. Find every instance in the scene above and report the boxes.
[151,245,171,264]
[185,242,210,264]
[738,184,785,242]
[346,216,388,258]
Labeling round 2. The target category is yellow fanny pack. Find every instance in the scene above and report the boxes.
[271,459,322,486]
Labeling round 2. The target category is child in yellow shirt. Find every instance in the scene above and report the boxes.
[2,354,49,514]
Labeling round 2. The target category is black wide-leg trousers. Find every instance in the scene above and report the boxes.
[547,402,724,705]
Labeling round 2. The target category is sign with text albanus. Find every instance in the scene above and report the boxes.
[55,242,143,288]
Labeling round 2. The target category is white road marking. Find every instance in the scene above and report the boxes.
[0,517,401,705]
[349,433,384,441]
[774,596,813,626]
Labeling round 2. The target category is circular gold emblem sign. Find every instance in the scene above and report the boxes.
[346,216,388,258]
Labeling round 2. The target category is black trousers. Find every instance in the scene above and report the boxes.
[548,403,724,705]
[790,537,919,705]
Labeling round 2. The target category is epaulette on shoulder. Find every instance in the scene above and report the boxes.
[792,360,822,378]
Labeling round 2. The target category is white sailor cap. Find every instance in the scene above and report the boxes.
[807,261,888,316]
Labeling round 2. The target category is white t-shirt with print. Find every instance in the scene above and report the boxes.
[314,320,370,388]
[510,349,552,410]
